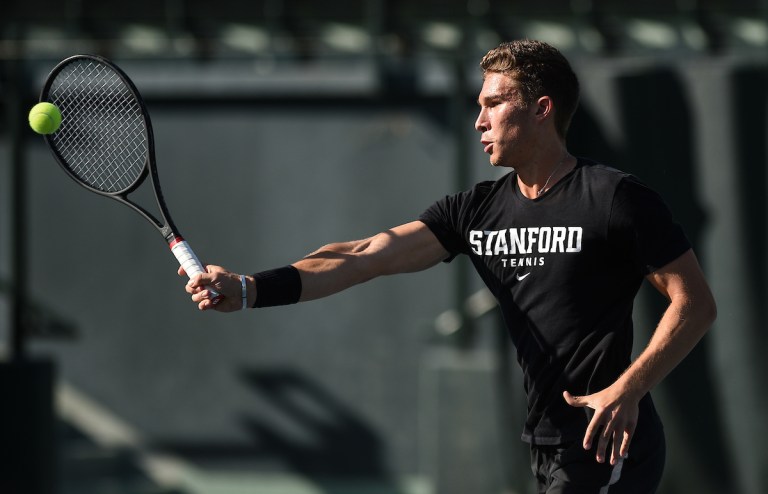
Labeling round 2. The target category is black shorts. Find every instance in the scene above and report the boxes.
[529,425,666,494]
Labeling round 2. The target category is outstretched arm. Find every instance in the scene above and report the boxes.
[563,248,717,465]
[183,221,449,312]
[295,220,449,301]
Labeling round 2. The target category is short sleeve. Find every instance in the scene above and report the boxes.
[419,194,470,262]
[609,177,691,275]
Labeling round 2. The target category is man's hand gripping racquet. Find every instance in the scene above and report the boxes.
[40,54,222,304]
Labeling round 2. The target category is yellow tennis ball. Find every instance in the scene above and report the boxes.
[28,102,62,135]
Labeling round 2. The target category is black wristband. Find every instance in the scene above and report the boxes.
[252,265,302,308]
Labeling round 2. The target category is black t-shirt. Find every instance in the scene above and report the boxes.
[419,158,690,445]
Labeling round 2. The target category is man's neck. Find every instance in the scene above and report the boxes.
[516,151,574,199]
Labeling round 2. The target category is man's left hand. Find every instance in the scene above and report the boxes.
[563,386,639,465]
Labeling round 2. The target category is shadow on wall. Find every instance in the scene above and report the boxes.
[239,367,402,490]
[620,68,733,494]
[730,66,768,366]
[156,367,406,493]
[569,68,736,494]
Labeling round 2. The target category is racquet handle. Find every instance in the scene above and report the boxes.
[170,237,223,305]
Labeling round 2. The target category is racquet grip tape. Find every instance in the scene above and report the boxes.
[170,237,223,304]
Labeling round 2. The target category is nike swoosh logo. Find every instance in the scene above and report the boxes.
[516,272,531,281]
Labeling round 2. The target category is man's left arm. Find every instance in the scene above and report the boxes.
[563,248,717,465]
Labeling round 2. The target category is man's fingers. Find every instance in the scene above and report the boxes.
[185,279,200,294]
[601,419,634,465]
[582,410,605,450]
[185,275,205,294]
[564,391,602,451]
[562,390,584,407]
[188,272,216,288]
[595,423,613,463]
[610,430,622,465]
[617,426,633,461]
[180,262,220,281]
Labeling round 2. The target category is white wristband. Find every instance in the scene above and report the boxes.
[240,274,247,310]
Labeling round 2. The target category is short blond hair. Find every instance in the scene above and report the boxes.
[481,40,580,138]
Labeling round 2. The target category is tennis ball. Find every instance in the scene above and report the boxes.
[28,102,62,135]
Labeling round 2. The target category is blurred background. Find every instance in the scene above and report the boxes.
[1,0,767,493]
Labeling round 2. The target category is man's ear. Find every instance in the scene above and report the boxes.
[535,95,554,119]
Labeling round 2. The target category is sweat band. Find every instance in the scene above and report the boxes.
[252,265,302,308]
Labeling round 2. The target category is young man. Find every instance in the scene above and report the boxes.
[182,40,716,493]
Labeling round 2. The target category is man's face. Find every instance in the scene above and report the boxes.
[474,72,536,168]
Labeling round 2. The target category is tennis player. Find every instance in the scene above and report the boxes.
[182,40,716,493]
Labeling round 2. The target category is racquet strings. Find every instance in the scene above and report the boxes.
[47,58,148,194]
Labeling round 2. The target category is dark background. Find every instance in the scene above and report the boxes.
[1,1,766,493]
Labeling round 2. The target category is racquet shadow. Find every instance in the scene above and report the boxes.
[239,367,406,493]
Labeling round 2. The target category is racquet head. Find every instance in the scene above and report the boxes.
[41,55,152,196]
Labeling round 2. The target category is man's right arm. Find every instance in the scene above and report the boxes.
[184,220,449,311]
[295,220,449,301]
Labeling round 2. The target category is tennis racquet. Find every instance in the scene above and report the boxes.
[40,54,222,304]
